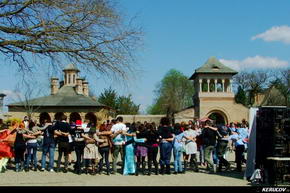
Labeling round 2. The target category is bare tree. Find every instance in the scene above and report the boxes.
[272,68,290,107]
[233,70,274,106]
[0,0,142,79]
[10,80,47,120]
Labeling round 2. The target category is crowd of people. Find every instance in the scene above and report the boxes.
[0,115,249,176]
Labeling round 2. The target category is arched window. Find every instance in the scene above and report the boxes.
[68,74,71,84]
[73,74,75,84]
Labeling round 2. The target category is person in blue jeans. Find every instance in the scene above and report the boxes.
[40,119,56,172]
[158,117,174,175]
[172,123,185,174]
[25,122,42,172]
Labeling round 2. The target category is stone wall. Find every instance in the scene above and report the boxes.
[174,108,195,123]
[7,108,111,127]
[199,97,249,123]
[117,115,165,124]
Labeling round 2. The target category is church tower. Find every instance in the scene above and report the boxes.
[189,57,248,124]
[63,63,80,86]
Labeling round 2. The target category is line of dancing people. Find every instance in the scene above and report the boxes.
[0,115,249,175]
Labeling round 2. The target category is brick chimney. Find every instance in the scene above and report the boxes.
[76,78,83,95]
[82,81,89,96]
[51,77,59,95]
[0,93,6,113]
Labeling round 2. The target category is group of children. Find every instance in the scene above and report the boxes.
[0,115,249,176]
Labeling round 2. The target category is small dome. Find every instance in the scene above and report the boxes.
[63,63,80,72]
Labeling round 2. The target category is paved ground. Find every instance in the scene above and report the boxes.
[0,151,250,186]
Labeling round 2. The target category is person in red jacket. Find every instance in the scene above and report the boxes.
[0,121,17,173]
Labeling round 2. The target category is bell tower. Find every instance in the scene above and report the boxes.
[63,63,80,86]
[189,57,248,124]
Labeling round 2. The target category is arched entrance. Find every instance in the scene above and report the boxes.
[207,110,228,126]
[54,112,64,121]
[85,112,97,127]
[70,112,81,124]
[39,112,51,125]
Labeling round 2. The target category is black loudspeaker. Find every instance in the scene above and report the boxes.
[284,119,290,136]
[256,107,290,184]
[287,108,290,118]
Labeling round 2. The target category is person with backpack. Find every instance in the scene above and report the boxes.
[40,119,56,172]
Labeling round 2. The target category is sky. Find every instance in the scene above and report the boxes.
[1,0,290,113]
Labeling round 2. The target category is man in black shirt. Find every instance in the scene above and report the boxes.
[54,115,71,173]
[145,124,160,175]
[202,120,218,173]
[72,124,85,175]
[216,125,231,172]
[40,119,56,172]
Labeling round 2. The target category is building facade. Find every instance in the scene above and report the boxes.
[188,56,249,124]
[118,57,250,125]
[8,64,112,126]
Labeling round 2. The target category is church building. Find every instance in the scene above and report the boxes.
[8,64,112,126]
[187,56,249,124]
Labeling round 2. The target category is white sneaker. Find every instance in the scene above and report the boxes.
[40,168,45,172]
[49,169,54,172]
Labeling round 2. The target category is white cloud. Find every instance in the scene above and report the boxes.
[220,55,289,71]
[0,90,22,112]
[0,90,22,102]
[252,25,290,44]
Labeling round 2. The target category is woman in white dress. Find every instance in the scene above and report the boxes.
[183,124,200,172]
[83,128,104,175]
